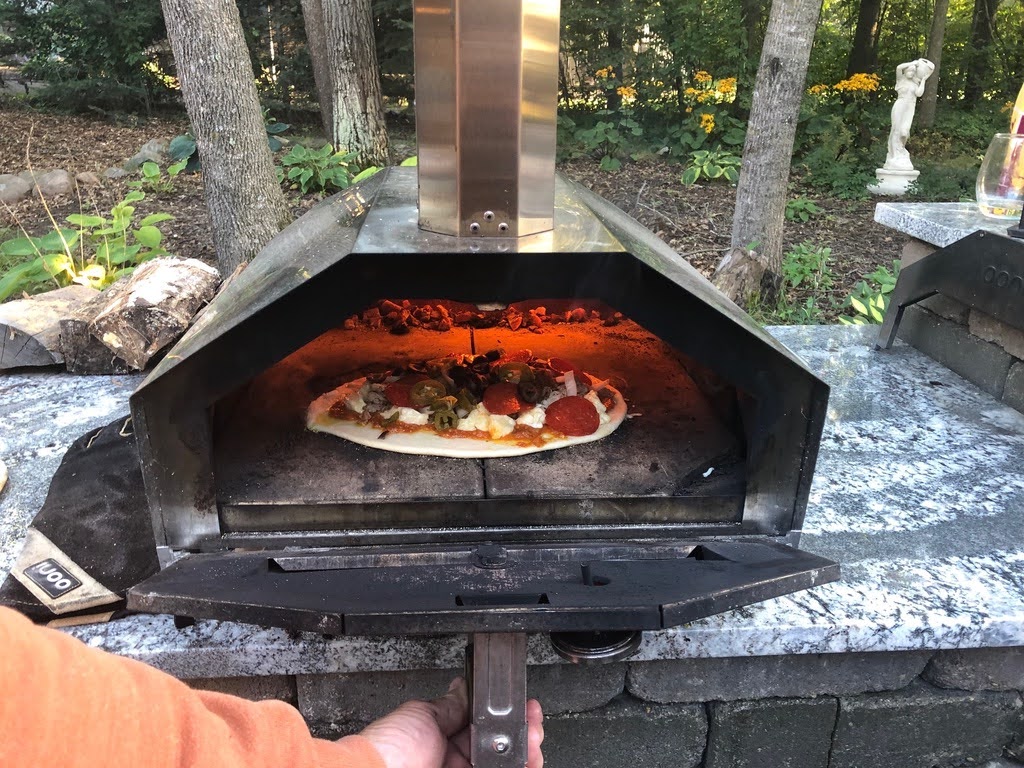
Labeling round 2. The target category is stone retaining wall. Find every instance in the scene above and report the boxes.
[188,646,1024,767]
[896,240,1024,413]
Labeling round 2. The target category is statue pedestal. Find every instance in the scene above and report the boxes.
[868,168,919,196]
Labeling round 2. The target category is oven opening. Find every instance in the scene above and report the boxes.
[210,297,749,536]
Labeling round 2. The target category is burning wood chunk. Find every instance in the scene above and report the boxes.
[506,307,524,331]
[604,312,624,327]
[362,307,382,329]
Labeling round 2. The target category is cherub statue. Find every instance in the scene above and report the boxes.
[882,58,935,171]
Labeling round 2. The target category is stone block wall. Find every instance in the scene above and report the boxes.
[895,240,1024,413]
[186,646,1024,768]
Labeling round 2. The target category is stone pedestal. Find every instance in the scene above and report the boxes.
[868,168,919,196]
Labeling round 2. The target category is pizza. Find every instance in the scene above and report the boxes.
[307,349,627,458]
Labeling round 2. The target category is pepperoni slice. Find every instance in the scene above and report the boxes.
[548,357,579,373]
[384,374,428,409]
[483,383,528,416]
[545,396,600,436]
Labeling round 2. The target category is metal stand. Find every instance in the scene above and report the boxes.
[876,230,1024,350]
[468,633,528,768]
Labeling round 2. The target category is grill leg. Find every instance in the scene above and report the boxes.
[468,633,528,768]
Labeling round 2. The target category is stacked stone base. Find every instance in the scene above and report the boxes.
[896,240,1024,413]
[188,646,1024,767]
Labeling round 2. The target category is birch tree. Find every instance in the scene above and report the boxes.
[713,0,824,305]
[161,0,290,274]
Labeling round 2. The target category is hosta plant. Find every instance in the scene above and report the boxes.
[0,191,172,301]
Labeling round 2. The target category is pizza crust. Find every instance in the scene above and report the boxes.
[307,377,627,458]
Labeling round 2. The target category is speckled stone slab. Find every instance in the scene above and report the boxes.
[3,325,1024,677]
[874,202,1016,248]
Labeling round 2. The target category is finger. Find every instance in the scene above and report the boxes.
[451,725,472,760]
[430,676,470,737]
[443,741,472,768]
[527,699,545,768]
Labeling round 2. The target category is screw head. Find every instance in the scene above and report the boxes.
[492,736,510,754]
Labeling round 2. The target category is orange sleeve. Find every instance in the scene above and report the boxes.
[0,606,386,768]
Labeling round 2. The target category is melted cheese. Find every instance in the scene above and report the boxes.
[457,403,517,438]
[585,390,612,425]
[345,382,370,413]
[516,406,546,429]
[457,403,491,432]
[381,406,430,426]
[488,415,516,439]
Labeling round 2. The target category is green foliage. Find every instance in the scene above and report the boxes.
[681,148,740,185]
[906,160,978,203]
[570,110,644,171]
[781,242,834,293]
[278,143,363,195]
[129,160,187,194]
[2,0,168,112]
[839,260,900,326]
[785,197,823,223]
[0,191,173,301]
[749,243,834,325]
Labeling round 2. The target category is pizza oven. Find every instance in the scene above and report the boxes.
[126,0,837,641]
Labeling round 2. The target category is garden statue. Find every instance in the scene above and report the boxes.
[869,58,936,196]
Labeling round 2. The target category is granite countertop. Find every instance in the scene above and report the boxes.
[874,201,1018,248]
[2,325,1023,678]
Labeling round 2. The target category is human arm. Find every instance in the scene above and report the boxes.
[0,605,384,768]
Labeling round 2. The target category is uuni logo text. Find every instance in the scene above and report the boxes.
[983,266,1024,294]
[24,559,82,599]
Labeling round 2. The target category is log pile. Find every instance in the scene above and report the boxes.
[0,258,220,374]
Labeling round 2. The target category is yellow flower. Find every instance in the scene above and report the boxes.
[716,77,737,95]
[616,85,637,100]
[807,84,830,96]
[685,107,693,114]
[697,90,715,104]
[595,67,614,79]
[684,87,700,98]
[694,70,712,84]
[700,113,715,134]
[833,72,879,94]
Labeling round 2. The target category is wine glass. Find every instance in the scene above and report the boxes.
[976,132,1024,219]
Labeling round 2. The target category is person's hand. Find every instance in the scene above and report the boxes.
[358,677,544,768]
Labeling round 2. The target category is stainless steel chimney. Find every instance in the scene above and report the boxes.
[414,0,561,238]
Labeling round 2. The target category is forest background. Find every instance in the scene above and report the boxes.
[0,0,1021,324]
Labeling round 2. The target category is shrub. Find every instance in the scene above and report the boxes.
[839,260,900,325]
[129,160,187,195]
[279,143,364,195]
[682,148,741,184]
[785,196,823,222]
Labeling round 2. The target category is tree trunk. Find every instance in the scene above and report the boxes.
[161,0,290,275]
[605,25,624,112]
[300,0,335,139]
[962,0,999,106]
[741,0,768,72]
[918,0,950,128]
[715,0,823,306]
[321,0,390,167]
[846,0,884,77]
